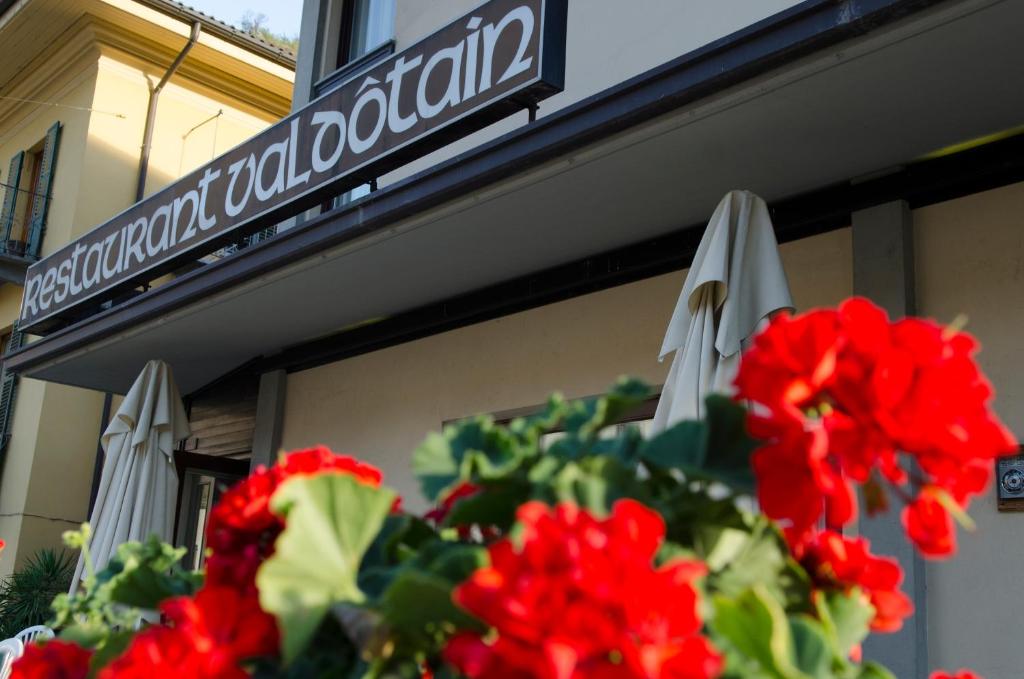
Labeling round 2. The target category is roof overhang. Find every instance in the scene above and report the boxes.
[9,0,1024,394]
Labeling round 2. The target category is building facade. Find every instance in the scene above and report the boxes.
[0,0,292,576]
[6,0,1024,675]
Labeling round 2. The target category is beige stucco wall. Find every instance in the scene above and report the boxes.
[382,0,804,188]
[915,182,1024,678]
[281,227,853,508]
[281,182,1024,673]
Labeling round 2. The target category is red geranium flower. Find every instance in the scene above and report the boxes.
[11,640,92,679]
[901,488,956,558]
[931,671,983,679]
[205,446,386,588]
[445,499,722,679]
[99,586,277,679]
[736,298,1017,557]
[798,530,913,634]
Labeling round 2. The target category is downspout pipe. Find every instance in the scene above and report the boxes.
[89,21,202,516]
[135,20,201,201]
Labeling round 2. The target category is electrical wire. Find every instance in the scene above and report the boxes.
[0,178,50,201]
[0,94,127,118]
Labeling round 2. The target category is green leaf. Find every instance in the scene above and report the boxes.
[443,479,530,532]
[704,518,800,608]
[641,420,709,470]
[854,662,898,679]
[359,515,438,599]
[789,617,831,679]
[712,586,809,679]
[640,396,757,492]
[257,474,397,663]
[703,395,758,491]
[421,543,489,584]
[578,377,650,437]
[546,456,643,516]
[412,420,523,501]
[814,589,873,661]
[104,537,199,609]
[87,629,136,675]
[378,569,482,648]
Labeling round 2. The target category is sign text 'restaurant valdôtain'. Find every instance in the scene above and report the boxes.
[20,0,566,331]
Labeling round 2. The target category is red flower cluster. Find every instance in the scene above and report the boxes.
[11,640,92,679]
[932,671,982,679]
[97,586,277,679]
[445,499,722,679]
[205,445,384,588]
[798,530,912,634]
[735,298,1017,556]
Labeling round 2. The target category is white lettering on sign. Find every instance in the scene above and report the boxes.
[21,0,566,330]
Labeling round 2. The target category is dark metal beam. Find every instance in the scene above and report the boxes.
[257,132,1024,374]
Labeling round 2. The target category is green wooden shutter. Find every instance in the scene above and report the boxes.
[0,329,25,451]
[0,151,25,245]
[26,122,61,258]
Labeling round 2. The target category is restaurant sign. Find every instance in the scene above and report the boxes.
[20,0,568,332]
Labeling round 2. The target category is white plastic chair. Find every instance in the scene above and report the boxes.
[0,637,25,679]
[13,625,53,645]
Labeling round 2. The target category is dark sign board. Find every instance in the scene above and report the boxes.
[20,0,567,332]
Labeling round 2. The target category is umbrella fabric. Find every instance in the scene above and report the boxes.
[72,360,190,587]
[651,190,794,432]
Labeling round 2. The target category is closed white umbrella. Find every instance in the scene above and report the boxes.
[651,190,794,432]
[72,360,190,586]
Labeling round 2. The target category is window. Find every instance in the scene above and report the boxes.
[0,121,61,259]
[15,148,43,246]
[0,327,25,451]
[449,396,661,446]
[338,0,396,67]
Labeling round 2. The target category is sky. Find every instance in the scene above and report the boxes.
[184,0,303,38]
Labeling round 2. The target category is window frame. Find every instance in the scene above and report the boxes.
[336,0,396,68]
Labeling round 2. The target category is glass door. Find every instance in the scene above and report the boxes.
[173,452,250,571]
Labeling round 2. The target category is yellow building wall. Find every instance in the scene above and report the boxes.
[0,53,102,576]
[0,32,289,576]
[281,228,854,508]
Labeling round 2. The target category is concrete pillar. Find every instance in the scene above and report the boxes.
[852,200,927,678]
[251,369,287,471]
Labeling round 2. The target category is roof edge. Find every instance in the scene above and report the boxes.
[125,0,296,68]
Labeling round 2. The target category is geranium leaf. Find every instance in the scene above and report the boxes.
[257,474,396,663]
[87,629,136,674]
[577,377,650,438]
[814,589,873,661]
[639,397,756,491]
[703,395,758,491]
[443,479,530,532]
[413,419,522,501]
[712,586,810,679]
[412,430,462,502]
[854,662,898,679]
[378,569,482,648]
[704,518,795,607]
[788,617,831,679]
[640,420,709,470]
[103,536,197,609]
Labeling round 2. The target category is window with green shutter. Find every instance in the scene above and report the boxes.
[0,121,61,260]
[26,121,62,259]
[0,151,25,249]
[0,327,24,451]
